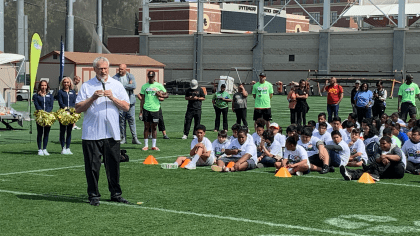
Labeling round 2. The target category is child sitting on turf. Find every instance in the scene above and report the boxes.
[275,134,310,175]
[347,128,367,167]
[391,123,409,146]
[252,118,266,149]
[340,136,405,181]
[316,112,333,131]
[313,122,332,143]
[269,122,286,149]
[401,126,420,175]
[391,112,407,133]
[382,127,401,148]
[325,130,351,170]
[363,124,380,164]
[212,127,257,172]
[331,117,348,142]
[298,127,330,174]
[172,124,215,170]
[342,120,355,144]
[229,123,254,144]
[286,125,297,138]
[257,130,282,168]
[212,130,231,160]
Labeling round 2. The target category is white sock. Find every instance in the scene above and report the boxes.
[191,154,200,164]
[144,139,148,147]
[173,161,179,166]
[152,139,157,148]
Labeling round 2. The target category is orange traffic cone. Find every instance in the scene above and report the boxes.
[226,162,235,168]
[275,167,292,178]
[180,158,191,168]
[143,155,159,165]
[358,172,376,184]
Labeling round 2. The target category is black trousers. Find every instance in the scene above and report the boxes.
[36,123,51,150]
[372,102,386,118]
[82,138,122,200]
[406,161,420,174]
[214,106,228,131]
[352,161,405,179]
[296,107,307,127]
[234,108,248,127]
[59,123,73,149]
[290,109,296,124]
[184,108,201,136]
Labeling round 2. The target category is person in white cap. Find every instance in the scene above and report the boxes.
[182,79,206,139]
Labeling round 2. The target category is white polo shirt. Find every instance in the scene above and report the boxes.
[76,76,129,141]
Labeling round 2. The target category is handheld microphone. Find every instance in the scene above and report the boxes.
[101,78,106,90]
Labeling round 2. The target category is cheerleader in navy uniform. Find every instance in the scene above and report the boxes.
[33,80,54,155]
[57,77,77,154]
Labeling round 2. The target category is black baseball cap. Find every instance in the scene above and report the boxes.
[148,71,156,78]
[259,72,266,77]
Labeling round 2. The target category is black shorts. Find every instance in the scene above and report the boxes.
[253,108,272,121]
[309,154,325,167]
[401,102,416,118]
[143,109,159,123]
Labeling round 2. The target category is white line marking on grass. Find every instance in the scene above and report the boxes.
[0,154,185,176]
[27,173,55,177]
[0,188,371,236]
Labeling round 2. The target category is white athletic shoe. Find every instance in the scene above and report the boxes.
[295,171,303,176]
[43,149,50,156]
[61,148,68,155]
[161,163,178,169]
[67,149,73,155]
[211,165,223,172]
[181,135,188,140]
[73,126,81,130]
[38,149,44,156]
[184,161,196,170]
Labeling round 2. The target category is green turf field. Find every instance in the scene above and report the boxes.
[1,95,420,236]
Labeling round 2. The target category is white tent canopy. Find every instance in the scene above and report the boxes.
[0,53,25,65]
[343,3,420,17]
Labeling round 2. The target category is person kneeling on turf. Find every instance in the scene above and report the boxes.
[274,135,310,175]
[298,127,330,174]
[171,124,215,170]
[340,136,405,181]
[212,127,257,172]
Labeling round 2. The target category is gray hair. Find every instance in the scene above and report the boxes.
[93,57,110,68]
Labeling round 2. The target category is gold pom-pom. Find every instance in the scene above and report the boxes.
[55,108,81,125]
[34,110,57,127]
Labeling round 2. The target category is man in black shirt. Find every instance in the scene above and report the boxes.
[351,80,360,114]
[182,79,206,139]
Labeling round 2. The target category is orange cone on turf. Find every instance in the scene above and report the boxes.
[180,158,191,168]
[358,172,375,184]
[143,155,159,165]
[275,167,292,178]
[226,162,235,168]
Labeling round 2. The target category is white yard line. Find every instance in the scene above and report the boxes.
[0,154,184,176]
[27,173,55,177]
[0,188,371,236]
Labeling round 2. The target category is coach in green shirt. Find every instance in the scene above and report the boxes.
[212,84,232,132]
[398,74,420,122]
[140,71,168,151]
[252,72,273,130]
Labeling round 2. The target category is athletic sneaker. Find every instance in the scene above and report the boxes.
[184,162,196,170]
[320,164,329,174]
[73,126,81,130]
[163,135,170,139]
[256,163,265,168]
[38,149,44,156]
[43,149,50,156]
[142,147,149,151]
[370,173,380,181]
[110,196,130,204]
[182,135,188,140]
[89,199,100,206]
[211,165,223,172]
[67,149,73,155]
[340,166,352,181]
[295,171,303,176]
[329,166,335,173]
[161,163,178,169]
[151,147,160,151]
[61,148,68,155]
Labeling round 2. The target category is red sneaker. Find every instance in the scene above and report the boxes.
[142,146,149,151]
[151,147,160,151]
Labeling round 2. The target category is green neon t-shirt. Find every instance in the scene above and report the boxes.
[398,83,420,106]
[252,81,273,109]
[140,82,166,112]
[212,91,231,108]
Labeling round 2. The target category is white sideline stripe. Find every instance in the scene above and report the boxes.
[0,188,370,236]
[27,173,55,177]
[0,154,184,176]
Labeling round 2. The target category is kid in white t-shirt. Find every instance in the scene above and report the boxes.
[299,127,330,174]
[212,130,231,160]
[269,122,286,149]
[257,130,282,168]
[170,124,214,170]
[274,135,310,175]
[347,128,368,167]
[313,122,333,143]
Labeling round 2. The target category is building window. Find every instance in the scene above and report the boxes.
[331,11,338,23]
[302,0,306,4]
[330,0,333,2]
[309,12,320,24]
[313,0,317,4]
[280,0,285,5]
[319,0,324,3]
[336,0,340,2]
[289,55,295,62]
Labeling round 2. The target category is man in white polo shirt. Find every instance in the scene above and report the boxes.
[75,57,130,206]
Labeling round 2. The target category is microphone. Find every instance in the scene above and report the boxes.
[101,78,106,90]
